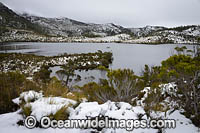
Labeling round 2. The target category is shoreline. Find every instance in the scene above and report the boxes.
[1,40,199,45]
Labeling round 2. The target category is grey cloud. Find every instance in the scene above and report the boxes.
[0,0,200,28]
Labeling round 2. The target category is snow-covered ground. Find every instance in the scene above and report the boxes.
[78,34,131,43]
[0,90,199,133]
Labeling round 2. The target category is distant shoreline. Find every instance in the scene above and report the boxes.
[0,40,199,45]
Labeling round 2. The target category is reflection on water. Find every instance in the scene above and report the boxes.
[0,44,37,51]
[0,42,195,74]
[50,66,107,87]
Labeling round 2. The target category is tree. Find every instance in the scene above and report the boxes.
[174,46,187,55]
[33,65,51,84]
[56,60,76,87]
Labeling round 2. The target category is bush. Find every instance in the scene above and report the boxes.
[141,48,200,127]
[21,104,32,117]
[49,105,70,120]
[43,77,69,97]
[33,65,51,84]
[0,71,43,114]
[81,69,144,104]
[0,71,26,114]
[82,32,101,38]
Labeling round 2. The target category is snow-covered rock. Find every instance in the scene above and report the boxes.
[70,101,146,120]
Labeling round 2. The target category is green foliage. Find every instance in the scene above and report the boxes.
[198,37,200,43]
[82,69,144,103]
[21,105,32,117]
[0,71,44,114]
[82,32,101,38]
[174,46,187,55]
[99,52,113,68]
[34,65,51,84]
[56,60,76,87]
[143,86,170,117]
[168,25,197,32]
[97,65,109,71]
[49,106,70,120]
[141,47,200,126]
[142,65,163,87]
[0,5,47,35]
[0,71,26,113]
[0,52,113,77]
[44,77,68,97]
[0,26,9,36]
[161,54,199,77]
[81,82,115,103]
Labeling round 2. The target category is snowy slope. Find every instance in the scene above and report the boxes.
[77,34,131,43]
[129,26,166,37]
[0,101,198,133]
[0,90,199,133]
[22,14,127,37]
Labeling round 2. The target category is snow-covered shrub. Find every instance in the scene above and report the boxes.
[49,105,69,120]
[13,91,77,121]
[21,104,32,117]
[64,91,87,103]
[16,90,43,105]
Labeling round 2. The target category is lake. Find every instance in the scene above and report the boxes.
[0,42,195,86]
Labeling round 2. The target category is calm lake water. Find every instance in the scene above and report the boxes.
[0,42,195,86]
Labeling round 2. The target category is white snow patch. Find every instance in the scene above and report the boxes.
[30,97,76,121]
[1,89,199,133]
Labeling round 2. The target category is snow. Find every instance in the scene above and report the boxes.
[0,100,199,133]
[159,83,177,96]
[22,15,123,37]
[130,26,165,37]
[70,101,146,120]
[17,90,43,104]
[81,34,131,43]
[126,36,161,44]
[0,110,82,133]
[1,90,199,133]
[165,110,199,133]
[30,97,76,121]
[13,91,77,121]
[183,27,200,37]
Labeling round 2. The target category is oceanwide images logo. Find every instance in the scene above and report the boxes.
[24,115,176,131]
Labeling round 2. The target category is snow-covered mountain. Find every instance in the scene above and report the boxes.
[129,26,166,37]
[22,14,129,37]
[127,25,200,44]
[0,2,45,34]
[0,2,200,44]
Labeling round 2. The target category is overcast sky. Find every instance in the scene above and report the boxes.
[1,0,200,28]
